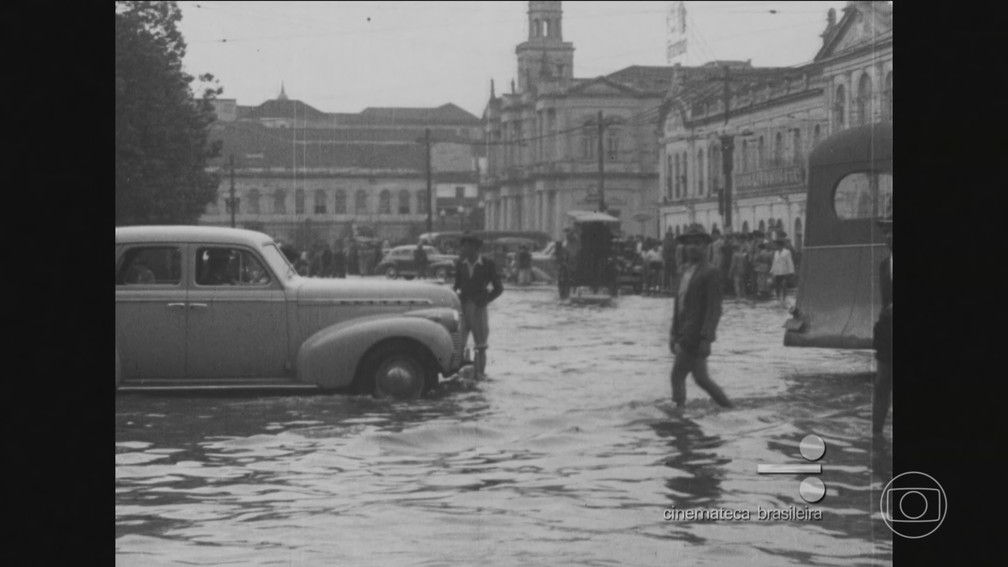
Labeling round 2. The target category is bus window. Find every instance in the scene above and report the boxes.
[833,172,893,220]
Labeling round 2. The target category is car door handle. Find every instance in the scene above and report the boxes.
[188,303,209,309]
[167,303,187,309]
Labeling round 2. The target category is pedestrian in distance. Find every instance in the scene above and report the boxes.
[729,238,749,300]
[332,241,347,278]
[770,234,796,307]
[453,233,504,380]
[414,242,429,280]
[872,210,893,438]
[668,224,734,410]
[517,245,533,286]
[662,230,678,293]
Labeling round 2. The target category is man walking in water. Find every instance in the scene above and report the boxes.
[669,224,734,409]
[872,210,893,438]
[453,233,503,380]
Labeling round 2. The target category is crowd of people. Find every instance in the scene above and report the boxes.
[277,239,392,278]
[615,228,800,306]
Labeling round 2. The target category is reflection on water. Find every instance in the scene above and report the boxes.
[116,289,892,566]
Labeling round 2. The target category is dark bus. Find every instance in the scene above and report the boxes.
[784,122,892,349]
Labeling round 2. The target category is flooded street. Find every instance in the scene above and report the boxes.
[116,284,893,566]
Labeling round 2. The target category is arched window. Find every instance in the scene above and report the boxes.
[355,189,368,213]
[681,152,688,195]
[378,190,391,214]
[794,217,803,251]
[674,154,680,198]
[398,190,411,214]
[273,189,286,214]
[742,220,750,233]
[247,189,261,214]
[792,129,802,165]
[742,140,749,171]
[542,19,550,37]
[813,124,821,148]
[334,190,346,214]
[834,84,846,129]
[710,144,721,193]
[675,225,681,237]
[697,149,704,196]
[607,134,619,161]
[417,190,428,214]
[758,219,766,233]
[758,136,765,168]
[774,132,784,166]
[314,189,327,215]
[295,189,305,215]
[666,155,673,199]
[533,18,540,37]
[884,72,892,122]
[857,73,873,126]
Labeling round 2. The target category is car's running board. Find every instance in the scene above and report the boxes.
[117,380,323,392]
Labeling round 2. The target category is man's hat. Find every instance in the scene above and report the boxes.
[774,231,789,242]
[677,223,713,244]
[459,232,483,247]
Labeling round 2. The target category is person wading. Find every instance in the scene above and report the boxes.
[872,210,893,438]
[669,224,734,410]
[453,233,503,380]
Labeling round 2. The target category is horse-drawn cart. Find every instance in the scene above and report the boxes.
[555,211,621,300]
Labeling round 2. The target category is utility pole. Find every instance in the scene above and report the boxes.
[424,128,433,233]
[228,154,237,228]
[708,66,735,230]
[597,110,606,212]
[720,136,734,230]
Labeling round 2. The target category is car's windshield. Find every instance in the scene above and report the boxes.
[261,242,298,281]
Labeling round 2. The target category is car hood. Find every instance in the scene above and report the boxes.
[295,277,459,309]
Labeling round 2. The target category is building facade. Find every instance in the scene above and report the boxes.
[199,86,483,249]
[481,1,680,240]
[657,1,892,250]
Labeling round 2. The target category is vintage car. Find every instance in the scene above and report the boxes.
[115,226,466,398]
[375,245,456,281]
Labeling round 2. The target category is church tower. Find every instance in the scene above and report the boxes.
[516,1,574,93]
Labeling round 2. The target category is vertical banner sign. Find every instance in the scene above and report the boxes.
[666,2,688,64]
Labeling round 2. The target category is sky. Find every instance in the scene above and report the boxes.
[177,1,850,117]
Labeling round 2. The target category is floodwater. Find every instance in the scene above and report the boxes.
[116,284,893,566]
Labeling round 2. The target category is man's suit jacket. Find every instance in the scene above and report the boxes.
[453,256,503,306]
[671,262,723,349]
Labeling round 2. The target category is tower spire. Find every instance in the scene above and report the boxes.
[278,81,288,101]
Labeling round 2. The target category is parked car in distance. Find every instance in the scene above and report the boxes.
[115,226,466,398]
[375,245,457,282]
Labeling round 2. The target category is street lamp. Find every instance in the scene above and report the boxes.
[457,205,466,231]
[439,209,446,230]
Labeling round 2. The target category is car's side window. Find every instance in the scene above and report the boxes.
[195,247,271,287]
[116,246,181,286]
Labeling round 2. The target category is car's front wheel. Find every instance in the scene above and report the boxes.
[355,343,431,400]
[385,266,399,279]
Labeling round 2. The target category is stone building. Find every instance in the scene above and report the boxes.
[656,1,892,249]
[481,1,681,240]
[199,85,483,249]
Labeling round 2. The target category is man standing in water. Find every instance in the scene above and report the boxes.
[872,211,893,437]
[669,224,734,409]
[454,233,503,380]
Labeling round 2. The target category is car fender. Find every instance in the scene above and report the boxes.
[296,315,456,389]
